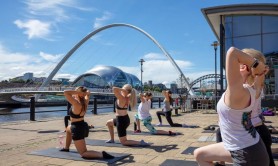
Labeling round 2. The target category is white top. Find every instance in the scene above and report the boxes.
[137,100,151,120]
[218,86,259,151]
[251,90,264,126]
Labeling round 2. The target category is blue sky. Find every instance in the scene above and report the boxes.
[0,0,277,86]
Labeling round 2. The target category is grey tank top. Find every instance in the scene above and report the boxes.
[163,100,171,112]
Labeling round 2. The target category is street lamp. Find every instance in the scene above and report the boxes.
[211,41,219,111]
[139,59,145,93]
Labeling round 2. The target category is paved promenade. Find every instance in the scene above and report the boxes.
[1,108,278,166]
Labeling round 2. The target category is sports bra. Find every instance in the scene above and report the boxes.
[69,107,84,119]
[116,98,129,110]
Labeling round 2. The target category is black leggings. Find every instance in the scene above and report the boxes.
[255,124,275,166]
[156,110,182,127]
[114,115,130,137]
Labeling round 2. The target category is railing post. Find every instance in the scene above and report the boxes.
[30,96,35,121]
[67,102,71,115]
[93,98,97,114]
[113,97,116,112]
[158,98,161,108]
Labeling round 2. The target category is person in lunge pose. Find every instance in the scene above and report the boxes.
[60,86,114,159]
[134,92,178,135]
[106,84,150,146]
[156,90,183,127]
[194,47,269,166]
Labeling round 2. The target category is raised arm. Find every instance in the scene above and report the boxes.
[225,47,266,107]
[162,90,170,101]
[113,87,127,100]
[64,90,80,106]
[139,93,146,103]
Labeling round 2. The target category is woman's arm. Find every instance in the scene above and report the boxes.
[225,47,266,108]
[139,93,146,103]
[162,90,169,101]
[64,90,80,106]
[112,87,127,100]
[84,90,90,105]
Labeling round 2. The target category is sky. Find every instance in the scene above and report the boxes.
[0,0,277,87]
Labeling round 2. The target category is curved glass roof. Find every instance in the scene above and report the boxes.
[72,65,140,88]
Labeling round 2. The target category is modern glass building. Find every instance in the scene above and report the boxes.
[72,65,141,89]
[202,3,278,95]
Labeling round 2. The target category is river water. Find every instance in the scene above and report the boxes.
[0,103,160,123]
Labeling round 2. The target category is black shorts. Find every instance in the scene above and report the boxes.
[71,121,89,141]
[115,115,130,137]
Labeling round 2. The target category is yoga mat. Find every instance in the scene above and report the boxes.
[28,147,130,164]
[128,130,183,136]
[202,130,216,133]
[160,159,198,166]
[181,146,198,155]
[85,139,152,147]
[272,153,278,160]
[198,136,216,142]
[155,124,199,128]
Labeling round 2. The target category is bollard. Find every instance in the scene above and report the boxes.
[67,102,71,115]
[93,98,97,114]
[158,98,161,108]
[30,96,35,121]
[113,97,116,112]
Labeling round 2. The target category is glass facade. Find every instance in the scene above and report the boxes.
[224,15,278,94]
[72,66,140,89]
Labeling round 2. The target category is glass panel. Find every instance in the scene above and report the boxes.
[263,33,278,54]
[233,35,261,51]
[224,16,233,38]
[225,38,233,52]
[233,15,261,37]
[263,16,278,34]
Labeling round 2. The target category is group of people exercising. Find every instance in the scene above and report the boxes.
[59,46,274,165]
[59,83,183,160]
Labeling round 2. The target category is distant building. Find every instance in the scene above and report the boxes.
[72,66,141,88]
[202,3,278,94]
[170,82,178,93]
[57,78,70,85]
[23,72,33,81]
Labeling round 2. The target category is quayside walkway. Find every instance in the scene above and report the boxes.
[1,109,278,166]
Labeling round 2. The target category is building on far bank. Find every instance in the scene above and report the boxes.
[202,3,278,95]
[72,65,141,89]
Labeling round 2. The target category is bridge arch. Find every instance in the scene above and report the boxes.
[40,23,194,95]
[189,74,225,90]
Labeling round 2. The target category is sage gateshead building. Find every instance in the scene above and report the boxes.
[72,65,141,89]
[202,3,278,95]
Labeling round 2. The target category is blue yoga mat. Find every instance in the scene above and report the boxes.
[28,147,130,164]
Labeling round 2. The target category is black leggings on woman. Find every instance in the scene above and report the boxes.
[156,110,182,127]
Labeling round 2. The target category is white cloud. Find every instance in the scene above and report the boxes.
[0,44,61,81]
[143,53,166,60]
[25,0,92,22]
[14,19,51,39]
[39,51,63,62]
[93,11,113,29]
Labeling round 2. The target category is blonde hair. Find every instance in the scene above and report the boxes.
[123,84,137,110]
[75,86,88,112]
[242,48,266,86]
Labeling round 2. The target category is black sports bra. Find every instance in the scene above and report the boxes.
[69,107,84,119]
[116,98,129,110]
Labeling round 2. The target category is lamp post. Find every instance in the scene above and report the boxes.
[211,41,219,111]
[139,59,145,93]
